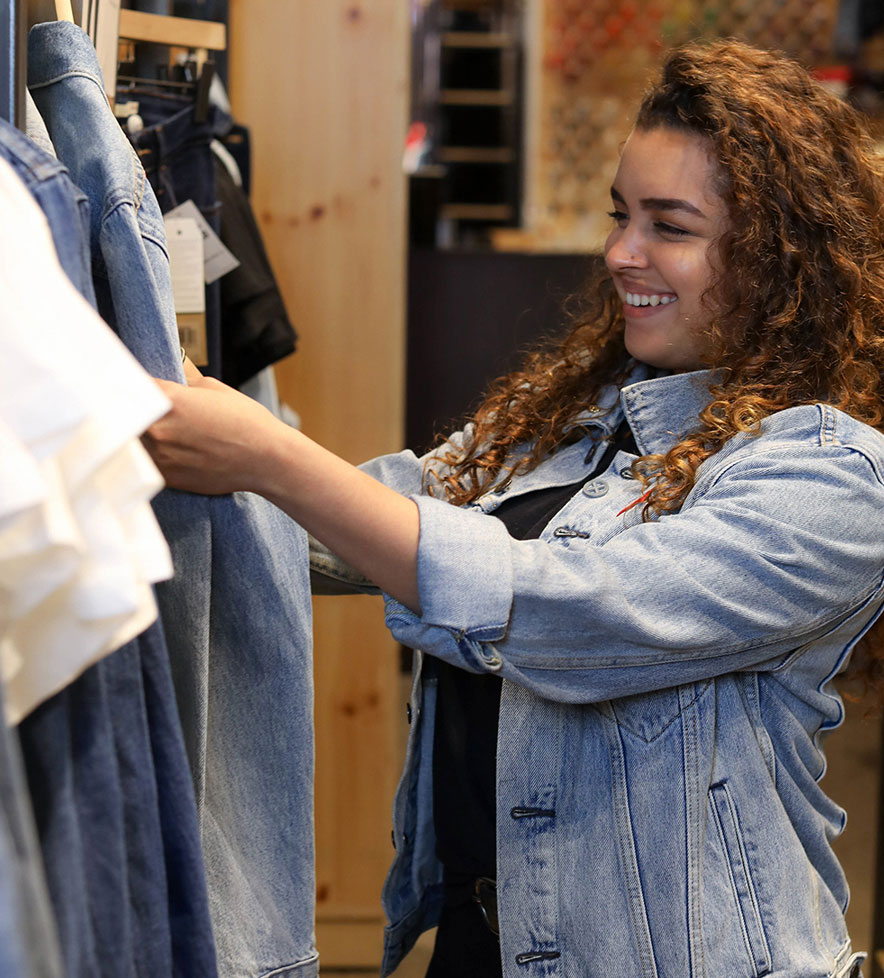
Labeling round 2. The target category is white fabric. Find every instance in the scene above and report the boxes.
[0,153,174,724]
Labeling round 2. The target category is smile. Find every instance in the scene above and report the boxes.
[625,292,677,307]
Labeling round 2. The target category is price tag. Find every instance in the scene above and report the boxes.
[165,198,240,285]
[165,217,208,366]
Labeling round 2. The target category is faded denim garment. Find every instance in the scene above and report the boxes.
[0,115,95,310]
[29,22,318,978]
[0,90,216,978]
[314,368,882,978]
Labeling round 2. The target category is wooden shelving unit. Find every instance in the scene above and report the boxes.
[439,87,514,105]
[411,0,523,246]
[440,29,512,47]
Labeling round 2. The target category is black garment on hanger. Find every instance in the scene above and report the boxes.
[214,153,297,387]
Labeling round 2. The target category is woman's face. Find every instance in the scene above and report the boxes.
[604,126,729,372]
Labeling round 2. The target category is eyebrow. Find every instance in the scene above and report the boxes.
[610,187,706,219]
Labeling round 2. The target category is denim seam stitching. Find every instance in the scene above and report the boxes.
[604,680,712,744]
[827,940,858,978]
[132,151,146,213]
[258,950,320,978]
[710,793,757,971]
[681,685,704,978]
[697,436,884,503]
[610,726,659,978]
[710,782,772,975]
[29,69,106,94]
[811,866,828,970]
[822,404,837,446]
[502,578,881,671]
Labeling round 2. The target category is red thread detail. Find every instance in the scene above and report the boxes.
[617,489,652,517]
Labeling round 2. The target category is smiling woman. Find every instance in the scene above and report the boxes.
[145,38,884,978]
[604,126,729,371]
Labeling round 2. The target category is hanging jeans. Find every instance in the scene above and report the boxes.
[0,110,218,978]
[29,21,318,978]
[0,688,64,978]
[123,87,227,378]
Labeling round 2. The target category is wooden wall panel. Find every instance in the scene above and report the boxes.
[228,1,409,967]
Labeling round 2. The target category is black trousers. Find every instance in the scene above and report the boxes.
[425,899,503,978]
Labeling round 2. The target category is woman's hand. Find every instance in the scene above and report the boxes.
[144,374,286,497]
[143,367,423,612]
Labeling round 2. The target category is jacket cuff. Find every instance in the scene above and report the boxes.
[411,494,513,640]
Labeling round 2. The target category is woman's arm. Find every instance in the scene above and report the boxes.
[144,373,422,613]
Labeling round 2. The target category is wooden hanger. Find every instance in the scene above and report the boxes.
[27,0,76,27]
[54,0,74,22]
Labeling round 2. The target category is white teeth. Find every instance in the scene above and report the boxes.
[625,291,676,307]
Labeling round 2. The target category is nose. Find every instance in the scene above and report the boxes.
[604,226,649,270]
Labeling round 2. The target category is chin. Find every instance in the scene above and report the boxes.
[625,344,674,371]
[625,339,703,373]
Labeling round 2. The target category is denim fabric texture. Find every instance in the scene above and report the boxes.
[28,29,181,382]
[29,22,318,978]
[314,368,884,978]
[2,68,217,977]
[0,115,95,309]
[0,693,64,978]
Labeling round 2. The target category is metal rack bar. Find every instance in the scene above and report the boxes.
[0,0,27,125]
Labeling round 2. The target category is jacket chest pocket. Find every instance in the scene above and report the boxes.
[611,682,709,743]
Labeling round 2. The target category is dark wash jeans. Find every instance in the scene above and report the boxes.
[18,632,218,978]
[30,22,319,978]
[126,88,229,379]
[0,689,64,978]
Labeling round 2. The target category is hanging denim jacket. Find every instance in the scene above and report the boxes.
[311,368,883,978]
[0,110,217,978]
[28,22,317,978]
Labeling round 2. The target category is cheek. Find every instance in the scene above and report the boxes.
[670,250,713,301]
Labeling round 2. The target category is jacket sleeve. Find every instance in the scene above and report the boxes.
[383,439,884,703]
[308,440,455,594]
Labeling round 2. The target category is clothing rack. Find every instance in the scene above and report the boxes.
[5,3,226,123]
[1,0,27,125]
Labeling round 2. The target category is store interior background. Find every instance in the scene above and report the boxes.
[132,0,882,973]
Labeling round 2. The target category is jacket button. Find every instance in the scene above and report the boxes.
[582,480,609,498]
[406,702,412,724]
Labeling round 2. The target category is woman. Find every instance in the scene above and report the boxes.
[146,39,884,978]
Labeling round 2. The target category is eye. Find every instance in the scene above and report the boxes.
[654,221,691,237]
[607,209,628,225]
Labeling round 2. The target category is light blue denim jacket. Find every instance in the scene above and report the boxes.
[313,368,883,978]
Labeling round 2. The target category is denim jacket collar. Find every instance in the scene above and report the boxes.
[566,362,715,455]
[473,367,716,510]
[620,367,715,456]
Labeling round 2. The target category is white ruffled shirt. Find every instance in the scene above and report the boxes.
[0,152,174,724]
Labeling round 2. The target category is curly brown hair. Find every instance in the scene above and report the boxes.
[430,38,884,690]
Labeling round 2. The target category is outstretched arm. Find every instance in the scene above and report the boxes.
[144,371,422,613]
